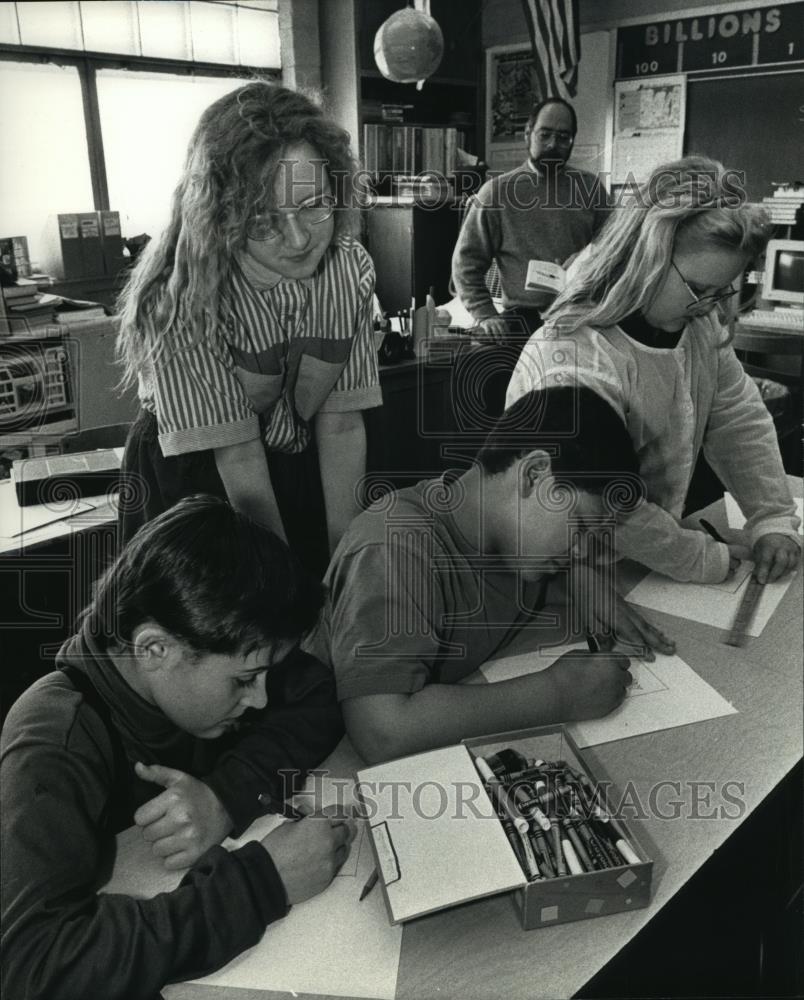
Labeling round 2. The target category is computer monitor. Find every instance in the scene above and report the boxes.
[762,239,804,306]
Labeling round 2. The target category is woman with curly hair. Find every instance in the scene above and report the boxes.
[507,155,800,585]
[117,81,380,575]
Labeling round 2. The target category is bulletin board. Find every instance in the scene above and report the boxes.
[611,74,686,185]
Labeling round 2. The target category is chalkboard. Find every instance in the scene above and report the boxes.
[684,70,804,201]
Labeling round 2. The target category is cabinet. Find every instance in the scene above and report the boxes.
[365,199,461,313]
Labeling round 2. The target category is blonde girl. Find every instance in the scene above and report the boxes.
[508,155,800,584]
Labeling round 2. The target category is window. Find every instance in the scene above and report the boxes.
[0,1,281,276]
[98,69,251,239]
[0,61,94,275]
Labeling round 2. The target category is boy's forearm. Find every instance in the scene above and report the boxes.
[345,673,563,764]
[1,750,288,1000]
[205,652,344,833]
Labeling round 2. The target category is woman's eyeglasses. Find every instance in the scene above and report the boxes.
[671,259,738,313]
[247,195,336,242]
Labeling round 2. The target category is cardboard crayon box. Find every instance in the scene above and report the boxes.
[355,725,653,930]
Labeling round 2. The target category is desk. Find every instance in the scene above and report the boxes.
[164,484,802,1000]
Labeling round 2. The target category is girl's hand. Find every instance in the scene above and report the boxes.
[726,543,752,580]
[752,533,801,584]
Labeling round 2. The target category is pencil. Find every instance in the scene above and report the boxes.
[359,867,379,901]
[257,792,305,821]
[699,518,727,545]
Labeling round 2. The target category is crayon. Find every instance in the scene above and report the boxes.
[531,828,557,877]
[551,818,567,875]
[563,818,593,871]
[573,815,609,870]
[518,829,542,880]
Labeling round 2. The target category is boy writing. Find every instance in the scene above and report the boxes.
[310,387,675,763]
[1,496,353,1000]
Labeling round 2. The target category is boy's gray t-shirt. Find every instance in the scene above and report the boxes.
[310,475,548,700]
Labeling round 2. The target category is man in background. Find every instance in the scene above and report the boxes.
[453,97,610,340]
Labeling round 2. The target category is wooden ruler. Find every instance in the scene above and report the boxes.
[725,577,764,647]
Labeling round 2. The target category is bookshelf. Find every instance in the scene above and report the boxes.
[317,0,483,312]
[356,0,484,194]
[319,0,485,195]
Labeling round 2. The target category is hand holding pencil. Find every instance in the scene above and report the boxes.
[258,798,356,906]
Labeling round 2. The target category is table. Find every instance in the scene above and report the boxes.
[0,479,117,555]
[164,482,803,1000]
[0,480,119,720]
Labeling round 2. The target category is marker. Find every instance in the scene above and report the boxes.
[475,755,528,833]
[585,631,600,653]
[561,836,584,875]
[611,835,641,866]
[593,817,641,865]
[513,785,551,831]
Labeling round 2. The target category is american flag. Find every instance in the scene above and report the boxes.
[520,0,581,102]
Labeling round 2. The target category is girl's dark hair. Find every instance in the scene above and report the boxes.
[84,495,324,653]
[476,386,642,509]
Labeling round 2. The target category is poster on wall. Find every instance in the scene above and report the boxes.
[611,74,686,187]
[485,45,537,171]
[485,44,598,175]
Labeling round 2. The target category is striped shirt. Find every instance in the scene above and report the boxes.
[140,235,382,457]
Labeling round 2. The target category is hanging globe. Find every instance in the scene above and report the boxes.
[374,7,444,84]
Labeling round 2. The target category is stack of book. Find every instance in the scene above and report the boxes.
[363,124,466,178]
[761,186,804,226]
[0,282,57,336]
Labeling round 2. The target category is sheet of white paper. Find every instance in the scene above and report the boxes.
[481,645,736,747]
[105,748,402,1000]
[625,561,794,637]
[724,492,803,533]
